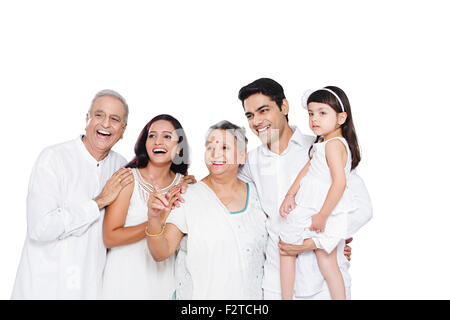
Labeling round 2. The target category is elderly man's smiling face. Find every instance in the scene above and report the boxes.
[83,95,127,160]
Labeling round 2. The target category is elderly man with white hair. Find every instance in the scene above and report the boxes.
[12,90,134,299]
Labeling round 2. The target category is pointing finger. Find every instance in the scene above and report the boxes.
[153,192,169,207]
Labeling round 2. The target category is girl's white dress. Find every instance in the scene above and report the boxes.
[279,137,356,254]
[102,169,183,299]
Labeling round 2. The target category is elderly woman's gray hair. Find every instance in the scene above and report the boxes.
[206,120,248,152]
[89,89,129,124]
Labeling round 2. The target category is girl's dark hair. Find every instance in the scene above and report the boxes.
[307,86,361,170]
[126,114,190,175]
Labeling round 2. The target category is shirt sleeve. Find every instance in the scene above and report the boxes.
[237,156,253,183]
[345,171,373,237]
[26,148,101,242]
[166,204,188,234]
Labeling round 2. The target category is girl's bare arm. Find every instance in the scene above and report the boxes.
[319,140,348,218]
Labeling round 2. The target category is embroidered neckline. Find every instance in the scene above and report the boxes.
[135,169,181,202]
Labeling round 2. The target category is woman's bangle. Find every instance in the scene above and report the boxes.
[145,224,165,237]
[285,193,295,198]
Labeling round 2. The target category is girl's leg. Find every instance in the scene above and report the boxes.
[315,248,346,300]
[280,255,296,300]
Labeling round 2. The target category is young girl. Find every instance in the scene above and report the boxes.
[279,86,361,300]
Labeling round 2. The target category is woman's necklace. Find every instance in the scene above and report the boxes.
[136,169,179,202]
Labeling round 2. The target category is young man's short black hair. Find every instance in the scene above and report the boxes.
[238,78,288,122]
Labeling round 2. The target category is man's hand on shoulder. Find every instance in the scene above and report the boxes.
[95,168,134,210]
[180,174,197,194]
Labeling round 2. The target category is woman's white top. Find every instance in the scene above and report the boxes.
[279,137,356,253]
[12,136,127,299]
[166,181,268,300]
[102,169,183,300]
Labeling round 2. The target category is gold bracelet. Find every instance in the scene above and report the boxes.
[145,224,165,237]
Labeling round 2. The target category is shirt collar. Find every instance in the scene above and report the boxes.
[289,126,315,147]
[260,125,314,156]
[76,135,111,166]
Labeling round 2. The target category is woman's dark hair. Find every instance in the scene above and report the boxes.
[307,86,361,170]
[126,114,190,175]
[238,78,288,122]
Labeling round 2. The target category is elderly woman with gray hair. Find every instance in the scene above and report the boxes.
[146,120,268,299]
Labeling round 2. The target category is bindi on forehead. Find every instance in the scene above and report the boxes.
[206,137,223,146]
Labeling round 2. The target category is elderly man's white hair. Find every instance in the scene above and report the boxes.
[89,89,129,124]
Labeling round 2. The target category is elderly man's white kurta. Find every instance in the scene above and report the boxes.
[12,136,127,299]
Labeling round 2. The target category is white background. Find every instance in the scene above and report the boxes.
[1,0,449,299]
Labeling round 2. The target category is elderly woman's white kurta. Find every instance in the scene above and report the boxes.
[166,181,267,300]
[12,136,127,299]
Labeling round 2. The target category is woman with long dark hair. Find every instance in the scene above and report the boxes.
[102,114,191,299]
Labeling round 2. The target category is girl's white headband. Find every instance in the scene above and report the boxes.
[301,88,345,112]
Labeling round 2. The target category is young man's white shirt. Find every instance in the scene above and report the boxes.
[12,136,127,299]
[238,126,373,298]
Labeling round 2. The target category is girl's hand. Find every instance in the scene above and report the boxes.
[279,194,296,218]
[309,213,327,233]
